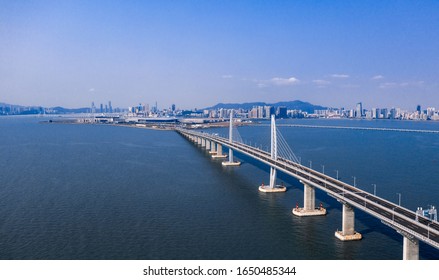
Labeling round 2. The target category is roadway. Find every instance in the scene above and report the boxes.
[177,128,439,250]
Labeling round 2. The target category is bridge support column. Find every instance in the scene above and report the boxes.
[259,115,285,193]
[201,138,206,148]
[222,110,241,166]
[222,148,241,166]
[197,137,202,145]
[206,140,211,150]
[403,236,419,260]
[292,181,326,216]
[335,203,362,241]
[209,141,217,154]
[212,143,227,158]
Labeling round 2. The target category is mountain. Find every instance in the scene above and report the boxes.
[206,100,327,113]
[50,107,91,114]
[0,102,91,115]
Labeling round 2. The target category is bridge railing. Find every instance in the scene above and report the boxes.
[176,128,439,249]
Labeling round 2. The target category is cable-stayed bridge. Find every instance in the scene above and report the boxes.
[175,114,439,260]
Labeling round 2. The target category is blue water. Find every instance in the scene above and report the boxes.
[0,116,438,259]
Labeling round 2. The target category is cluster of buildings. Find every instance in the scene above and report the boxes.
[3,99,439,122]
[91,101,124,114]
[99,101,439,122]
[200,106,295,119]
[120,103,295,120]
[313,102,439,121]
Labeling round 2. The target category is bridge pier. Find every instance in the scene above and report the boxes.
[197,136,202,145]
[206,139,211,150]
[209,141,217,154]
[201,138,206,148]
[212,143,227,158]
[403,236,419,260]
[335,203,362,241]
[222,148,241,166]
[292,181,326,216]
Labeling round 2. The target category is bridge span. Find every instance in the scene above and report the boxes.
[175,116,438,260]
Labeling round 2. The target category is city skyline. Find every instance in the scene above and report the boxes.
[1,1,438,109]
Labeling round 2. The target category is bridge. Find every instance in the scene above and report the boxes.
[176,113,439,260]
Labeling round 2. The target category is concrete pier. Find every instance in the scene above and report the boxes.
[212,143,227,158]
[335,203,362,241]
[292,182,326,216]
[259,167,286,192]
[209,142,217,154]
[259,182,287,192]
[403,236,419,260]
[222,147,241,166]
[201,138,206,148]
[206,140,211,150]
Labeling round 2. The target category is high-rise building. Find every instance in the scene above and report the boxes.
[355,102,363,118]
[257,106,264,118]
[91,102,96,114]
[390,108,397,119]
[264,106,274,119]
[417,105,421,113]
[171,104,176,112]
[371,108,378,119]
[276,106,287,118]
[249,107,258,118]
[109,101,113,113]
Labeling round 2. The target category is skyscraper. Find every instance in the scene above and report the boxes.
[91,102,96,114]
[355,102,363,118]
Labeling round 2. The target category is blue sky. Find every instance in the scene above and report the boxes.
[1,1,438,110]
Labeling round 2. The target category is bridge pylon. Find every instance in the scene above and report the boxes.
[222,110,241,166]
[259,115,286,192]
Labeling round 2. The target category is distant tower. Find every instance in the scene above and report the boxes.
[109,101,113,113]
[100,103,104,113]
[91,102,96,114]
[172,104,176,112]
[356,102,363,118]
[416,105,421,113]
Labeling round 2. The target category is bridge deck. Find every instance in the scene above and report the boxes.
[177,128,439,250]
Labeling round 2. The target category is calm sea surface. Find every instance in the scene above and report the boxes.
[0,116,438,260]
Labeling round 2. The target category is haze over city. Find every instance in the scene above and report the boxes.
[1,1,438,110]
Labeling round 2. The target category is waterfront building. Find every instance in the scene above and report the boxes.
[276,106,288,118]
[264,106,274,119]
[355,102,363,118]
